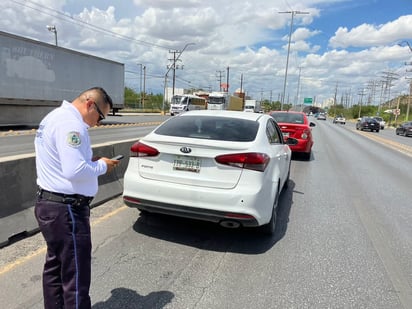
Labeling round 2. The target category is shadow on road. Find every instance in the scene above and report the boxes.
[92,287,174,309]
[132,181,296,255]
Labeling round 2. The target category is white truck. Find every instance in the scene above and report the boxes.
[243,99,260,113]
[169,94,207,116]
[207,92,243,111]
[0,30,124,126]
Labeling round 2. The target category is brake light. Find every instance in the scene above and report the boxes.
[130,141,159,157]
[301,129,310,140]
[215,152,270,172]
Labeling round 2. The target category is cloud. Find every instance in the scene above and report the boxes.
[330,15,412,48]
[1,0,411,105]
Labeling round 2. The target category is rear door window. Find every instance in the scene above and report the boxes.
[155,116,259,141]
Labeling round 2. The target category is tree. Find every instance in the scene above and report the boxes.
[124,87,140,109]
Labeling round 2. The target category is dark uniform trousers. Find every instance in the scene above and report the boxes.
[35,196,92,309]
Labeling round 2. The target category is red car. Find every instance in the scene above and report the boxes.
[269,111,316,160]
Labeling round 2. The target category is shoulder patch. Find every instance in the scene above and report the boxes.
[67,131,81,147]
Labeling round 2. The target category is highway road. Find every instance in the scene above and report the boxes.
[0,116,412,308]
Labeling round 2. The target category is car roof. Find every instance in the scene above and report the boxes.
[269,110,305,115]
[179,110,266,121]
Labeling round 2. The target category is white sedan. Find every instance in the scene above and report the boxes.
[123,110,297,235]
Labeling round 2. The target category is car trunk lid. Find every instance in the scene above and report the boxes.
[134,136,251,189]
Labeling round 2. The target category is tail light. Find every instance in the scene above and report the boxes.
[215,152,270,172]
[301,128,311,140]
[130,141,159,157]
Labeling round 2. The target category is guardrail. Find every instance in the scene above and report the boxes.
[0,139,136,247]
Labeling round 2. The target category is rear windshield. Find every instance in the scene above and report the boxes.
[155,116,259,142]
[271,112,304,124]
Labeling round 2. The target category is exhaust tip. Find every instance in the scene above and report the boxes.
[219,220,241,229]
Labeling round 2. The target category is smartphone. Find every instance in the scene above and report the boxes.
[111,154,124,160]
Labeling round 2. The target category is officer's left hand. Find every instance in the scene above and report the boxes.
[100,157,120,174]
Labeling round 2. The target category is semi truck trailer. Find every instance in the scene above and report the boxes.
[0,31,124,126]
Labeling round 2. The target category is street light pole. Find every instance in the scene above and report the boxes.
[279,10,309,111]
[296,66,302,109]
[401,41,412,121]
[162,42,195,114]
[46,25,58,46]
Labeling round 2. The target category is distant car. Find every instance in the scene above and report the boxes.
[373,116,385,130]
[317,113,327,120]
[356,117,380,132]
[123,110,298,235]
[269,111,315,160]
[395,121,412,137]
[333,115,346,125]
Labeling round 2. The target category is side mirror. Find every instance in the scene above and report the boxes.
[309,122,316,127]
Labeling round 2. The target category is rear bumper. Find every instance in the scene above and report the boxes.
[289,139,312,153]
[123,196,259,227]
[360,126,379,131]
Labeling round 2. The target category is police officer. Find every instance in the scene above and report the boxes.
[34,87,119,309]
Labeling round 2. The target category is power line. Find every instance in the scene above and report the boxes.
[9,0,171,50]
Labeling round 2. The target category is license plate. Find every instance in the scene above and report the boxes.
[283,132,289,137]
[173,155,201,173]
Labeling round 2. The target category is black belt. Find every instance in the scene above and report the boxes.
[37,187,93,207]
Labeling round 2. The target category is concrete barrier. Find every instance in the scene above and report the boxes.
[0,139,137,247]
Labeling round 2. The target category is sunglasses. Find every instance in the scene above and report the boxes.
[93,102,106,122]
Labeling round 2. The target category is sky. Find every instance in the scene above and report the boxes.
[1,0,412,106]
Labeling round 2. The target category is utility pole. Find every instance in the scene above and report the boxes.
[162,43,195,113]
[405,61,412,121]
[240,73,244,106]
[168,50,184,96]
[279,10,309,111]
[216,70,224,91]
[381,71,399,108]
[142,65,146,108]
[137,63,144,108]
[408,80,412,121]
[226,66,230,93]
[333,81,338,116]
[358,88,366,118]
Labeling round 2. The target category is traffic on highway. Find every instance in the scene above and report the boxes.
[0,114,412,308]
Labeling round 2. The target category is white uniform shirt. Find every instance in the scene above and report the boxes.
[35,100,107,196]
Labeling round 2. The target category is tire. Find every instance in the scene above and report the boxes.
[282,163,291,191]
[259,188,279,236]
[303,150,311,160]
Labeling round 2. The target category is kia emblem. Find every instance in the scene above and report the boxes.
[180,146,191,154]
